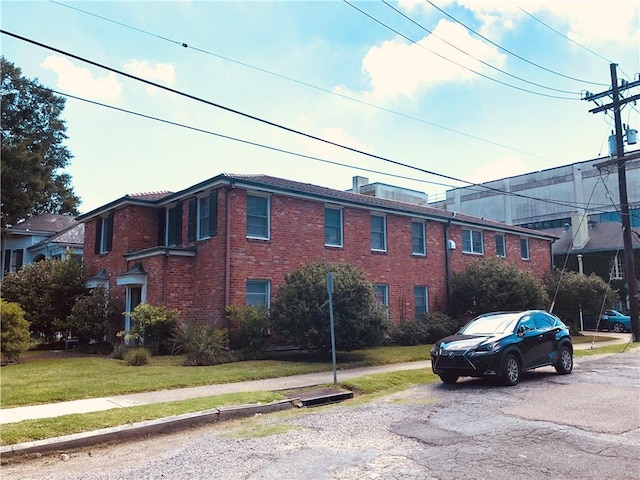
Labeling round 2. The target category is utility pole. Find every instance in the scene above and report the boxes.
[584,63,640,342]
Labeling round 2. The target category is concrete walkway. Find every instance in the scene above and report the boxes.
[1,331,634,425]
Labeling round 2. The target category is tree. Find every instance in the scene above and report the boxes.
[449,258,549,318]
[270,261,389,357]
[544,270,618,333]
[0,299,34,363]
[1,57,80,229]
[1,256,85,340]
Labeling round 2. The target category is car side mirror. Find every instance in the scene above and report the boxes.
[517,325,529,337]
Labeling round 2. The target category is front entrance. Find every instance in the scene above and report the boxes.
[124,286,143,344]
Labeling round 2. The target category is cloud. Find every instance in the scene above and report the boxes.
[346,19,505,103]
[41,56,122,102]
[123,60,176,93]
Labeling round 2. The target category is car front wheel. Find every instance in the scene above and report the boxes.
[612,322,625,333]
[502,354,521,386]
[555,345,573,375]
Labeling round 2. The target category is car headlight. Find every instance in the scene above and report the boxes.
[430,345,439,355]
[475,341,500,353]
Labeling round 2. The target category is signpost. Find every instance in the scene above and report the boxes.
[327,272,337,385]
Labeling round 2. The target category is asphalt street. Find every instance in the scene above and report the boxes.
[3,346,638,480]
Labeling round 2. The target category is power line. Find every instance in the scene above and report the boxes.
[1,29,617,214]
[381,0,580,96]
[424,0,609,87]
[343,0,578,100]
[518,7,612,64]
[48,0,558,163]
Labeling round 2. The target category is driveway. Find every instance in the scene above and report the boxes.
[3,348,639,480]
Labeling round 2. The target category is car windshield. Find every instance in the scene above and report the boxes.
[460,313,521,335]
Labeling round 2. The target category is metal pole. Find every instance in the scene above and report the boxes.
[327,272,337,385]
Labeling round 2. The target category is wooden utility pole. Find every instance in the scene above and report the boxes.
[585,63,640,342]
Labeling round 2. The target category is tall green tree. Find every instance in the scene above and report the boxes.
[1,57,80,229]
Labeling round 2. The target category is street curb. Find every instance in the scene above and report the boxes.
[0,399,297,457]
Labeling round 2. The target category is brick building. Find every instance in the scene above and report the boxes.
[77,174,558,333]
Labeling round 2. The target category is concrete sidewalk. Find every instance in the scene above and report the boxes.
[1,331,633,425]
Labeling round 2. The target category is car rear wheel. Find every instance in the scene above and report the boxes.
[612,322,625,333]
[440,374,458,384]
[502,354,521,386]
[555,345,573,375]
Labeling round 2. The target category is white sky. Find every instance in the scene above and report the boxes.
[2,0,639,214]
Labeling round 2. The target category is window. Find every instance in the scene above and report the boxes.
[247,195,269,239]
[495,234,506,257]
[188,192,218,241]
[246,280,270,308]
[412,221,426,255]
[94,212,114,254]
[373,284,389,307]
[325,207,343,247]
[414,286,428,319]
[166,203,182,246]
[371,214,387,251]
[3,249,23,274]
[611,254,625,280]
[462,229,483,254]
[520,238,530,260]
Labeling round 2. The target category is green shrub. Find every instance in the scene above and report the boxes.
[270,261,390,357]
[388,312,459,345]
[226,304,270,355]
[173,320,234,366]
[123,347,150,366]
[66,285,119,345]
[129,303,179,355]
[1,299,34,363]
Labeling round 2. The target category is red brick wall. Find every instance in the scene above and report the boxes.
[84,186,554,329]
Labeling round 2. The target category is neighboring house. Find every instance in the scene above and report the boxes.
[1,214,84,279]
[550,219,640,311]
[77,174,558,335]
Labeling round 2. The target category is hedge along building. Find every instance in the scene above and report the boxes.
[77,174,558,335]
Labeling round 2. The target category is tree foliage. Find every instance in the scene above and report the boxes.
[543,270,618,332]
[270,261,389,356]
[66,285,119,345]
[129,303,180,355]
[1,256,85,340]
[1,56,80,228]
[449,258,549,317]
[0,299,34,363]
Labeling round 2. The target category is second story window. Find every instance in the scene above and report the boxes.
[412,221,426,255]
[325,207,343,247]
[188,192,218,241]
[371,214,387,252]
[611,254,624,280]
[496,234,506,257]
[166,203,182,246]
[95,212,114,254]
[462,229,483,254]
[247,195,269,240]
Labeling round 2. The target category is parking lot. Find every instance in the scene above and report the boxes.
[3,348,639,480]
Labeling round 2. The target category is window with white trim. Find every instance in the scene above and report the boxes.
[520,238,530,260]
[246,280,270,308]
[611,254,625,280]
[462,229,483,254]
[95,213,114,254]
[325,207,343,247]
[247,195,270,239]
[373,284,389,307]
[496,234,506,257]
[412,221,426,255]
[414,286,428,319]
[371,214,387,251]
[166,204,182,246]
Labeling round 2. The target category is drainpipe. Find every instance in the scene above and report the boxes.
[225,184,234,311]
[443,221,452,312]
